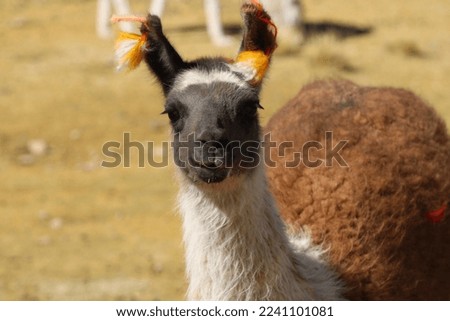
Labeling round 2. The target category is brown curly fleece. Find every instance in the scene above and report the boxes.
[265,79,450,300]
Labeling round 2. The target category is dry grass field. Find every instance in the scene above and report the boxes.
[0,0,449,300]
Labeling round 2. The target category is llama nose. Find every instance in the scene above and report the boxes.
[196,126,225,143]
[194,141,226,168]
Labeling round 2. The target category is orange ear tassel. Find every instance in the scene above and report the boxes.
[111,15,148,71]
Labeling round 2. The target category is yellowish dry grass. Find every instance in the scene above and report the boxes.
[0,0,449,300]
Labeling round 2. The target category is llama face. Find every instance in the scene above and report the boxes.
[164,63,262,184]
[139,2,277,183]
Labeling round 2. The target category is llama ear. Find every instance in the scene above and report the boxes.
[233,0,278,86]
[140,14,186,96]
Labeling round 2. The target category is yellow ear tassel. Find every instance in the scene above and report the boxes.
[114,32,147,71]
[111,15,147,71]
[234,50,270,85]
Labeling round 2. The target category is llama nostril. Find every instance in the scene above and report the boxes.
[194,141,226,169]
[202,157,224,169]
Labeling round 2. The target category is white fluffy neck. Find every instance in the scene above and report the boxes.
[178,165,342,300]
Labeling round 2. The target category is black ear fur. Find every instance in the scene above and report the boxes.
[140,15,186,96]
[239,1,277,55]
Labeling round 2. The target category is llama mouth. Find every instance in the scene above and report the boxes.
[194,166,229,184]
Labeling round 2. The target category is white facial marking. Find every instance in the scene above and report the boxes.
[229,62,257,82]
[173,68,249,91]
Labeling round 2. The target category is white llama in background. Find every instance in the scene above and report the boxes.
[96,0,303,46]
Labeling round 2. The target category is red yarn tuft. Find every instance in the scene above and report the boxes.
[426,204,447,223]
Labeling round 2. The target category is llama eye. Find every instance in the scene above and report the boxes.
[239,101,259,118]
[168,110,180,122]
[162,109,180,123]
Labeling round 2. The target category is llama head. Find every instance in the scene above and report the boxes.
[141,1,277,185]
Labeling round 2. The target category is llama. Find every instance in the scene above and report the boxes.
[116,1,449,300]
[266,80,450,300]
[134,1,342,300]
[97,0,303,46]
[97,0,232,45]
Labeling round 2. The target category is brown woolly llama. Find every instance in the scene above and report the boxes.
[265,79,450,300]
